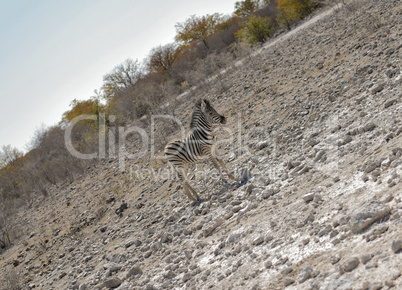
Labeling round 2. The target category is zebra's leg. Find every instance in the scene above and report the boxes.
[211,145,235,180]
[216,158,235,180]
[183,183,195,201]
[208,153,228,184]
[180,165,200,201]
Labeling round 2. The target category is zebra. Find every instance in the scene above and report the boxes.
[165,99,235,201]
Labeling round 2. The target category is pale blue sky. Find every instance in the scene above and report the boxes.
[0,0,236,151]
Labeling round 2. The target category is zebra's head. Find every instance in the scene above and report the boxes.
[199,99,226,124]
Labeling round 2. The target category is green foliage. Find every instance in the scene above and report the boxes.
[59,97,109,157]
[60,97,106,129]
[175,13,223,49]
[236,15,274,44]
[276,0,316,29]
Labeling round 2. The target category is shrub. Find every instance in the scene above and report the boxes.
[276,0,318,29]
[237,15,274,44]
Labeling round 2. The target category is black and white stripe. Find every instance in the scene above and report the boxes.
[165,99,234,201]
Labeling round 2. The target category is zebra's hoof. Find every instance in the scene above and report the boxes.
[192,199,205,206]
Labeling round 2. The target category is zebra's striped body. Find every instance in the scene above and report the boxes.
[165,99,235,201]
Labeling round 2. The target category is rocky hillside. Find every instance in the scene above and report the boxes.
[1,0,401,289]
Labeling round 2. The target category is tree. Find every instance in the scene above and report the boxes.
[60,97,106,128]
[208,15,242,51]
[0,145,24,200]
[25,123,48,151]
[175,13,223,49]
[0,145,23,169]
[102,58,143,101]
[276,0,316,29]
[147,43,182,76]
[0,203,13,248]
[234,0,261,17]
[32,125,84,184]
[237,15,274,44]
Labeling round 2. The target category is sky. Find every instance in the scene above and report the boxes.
[0,0,237,151]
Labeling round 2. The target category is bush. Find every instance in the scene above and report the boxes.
[276,0,318,29]
[237,15,274,44]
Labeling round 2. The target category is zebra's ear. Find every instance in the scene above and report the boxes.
[201,100,207,112]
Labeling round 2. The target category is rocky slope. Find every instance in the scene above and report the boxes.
[1,0,401,289]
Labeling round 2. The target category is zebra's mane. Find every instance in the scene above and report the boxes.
[189,99,210,129]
